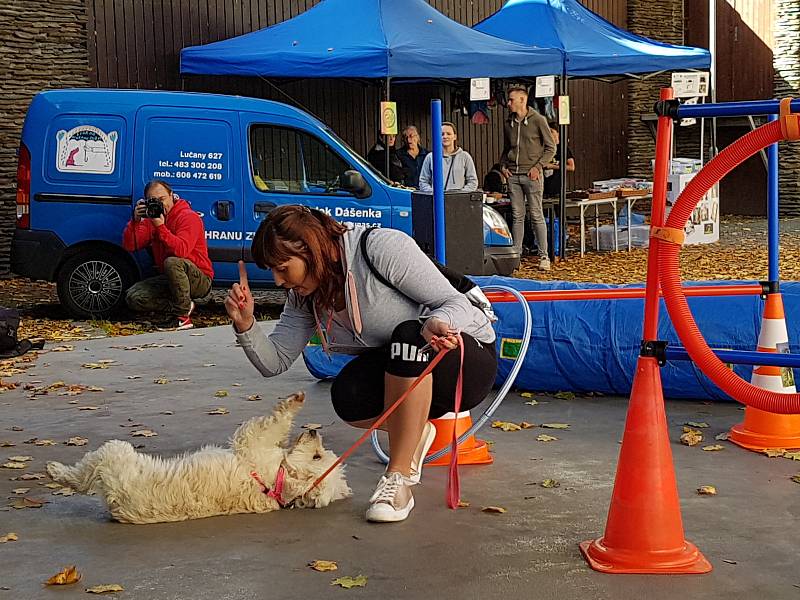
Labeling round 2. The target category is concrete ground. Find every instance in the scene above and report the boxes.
[1,323,799,600]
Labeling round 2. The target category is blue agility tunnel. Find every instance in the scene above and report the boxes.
[302,278,800,400]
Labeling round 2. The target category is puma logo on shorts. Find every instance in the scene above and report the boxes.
[390,342,430,363]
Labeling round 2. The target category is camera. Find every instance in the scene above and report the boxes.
[144,197,164,219]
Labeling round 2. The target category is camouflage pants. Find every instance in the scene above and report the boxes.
[125,257,212,316]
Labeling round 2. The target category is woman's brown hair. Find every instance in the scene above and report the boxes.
[251,205,347,310]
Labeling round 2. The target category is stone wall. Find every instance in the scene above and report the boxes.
[775,0,800,215]
[0,0,90,275]
[626,0,685,179]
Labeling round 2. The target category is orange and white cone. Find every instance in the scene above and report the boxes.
[729,292,800,451]
[425,411,493,466]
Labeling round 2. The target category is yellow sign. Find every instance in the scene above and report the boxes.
[558,96,570,125]
[380,101,398,135]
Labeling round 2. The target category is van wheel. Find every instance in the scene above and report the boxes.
[57,251,135,319]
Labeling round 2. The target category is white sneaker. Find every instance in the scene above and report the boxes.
[409,421,437,484]
[538,257,551,272]
[366,471,416,523]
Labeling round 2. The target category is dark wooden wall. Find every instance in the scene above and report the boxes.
[84,0,630,191]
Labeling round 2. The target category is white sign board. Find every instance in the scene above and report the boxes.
[470,78,490,101]
[671,72,710,98]
[535,75,556,98]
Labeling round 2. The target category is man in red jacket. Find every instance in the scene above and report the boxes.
[122,180,213,330]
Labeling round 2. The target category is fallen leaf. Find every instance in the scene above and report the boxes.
[160,411,174,416]
[66,437,88,446]
[33,439,56,446]
[481,506,507,514]
[214,390,229,398]
[554,391,575,400]
[308,560,338,572]
[45,565,81,585]
[680,427,703,446]
[536,434,559,442]
[207,407,229,415]
[722,559,737,565]
[8,455,33,462]
[85,584,125,594]
[456,500,470,508]
[10,426,23,431]
[81,363,110,369]
[52,487,75,496]
[203,363,216,367]
[12,487,30,494]
[13,472,45,480]
[331,575,367,589]
[302,423,322,430]
[98,359,115,364]
[126,375,141,380]
[762,448,787,458]
[541,423,570,429]
[0,441,15,447]
[715,432,730,441]
[41,482,62,489]
[519,421,537,429]
[2,462,27,469]
[9,496,45,509]
[685,421,710,428]
[189,333,205,337]
[232,383,242,387]
[130,429,157,437]
[51,345,74,352]
[702,445,724,452]
[0,533,18,543]
[523,399,539,406]
[520,392,534,398]
[791,475,800,484]
[697,485,717,495]
[246,394,262,401]
[783,451,800,461]
[492,420,521,432]
[153,378,170,385]
[540,479,560,488]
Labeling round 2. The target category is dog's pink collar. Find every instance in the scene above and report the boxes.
[251,466,289,507]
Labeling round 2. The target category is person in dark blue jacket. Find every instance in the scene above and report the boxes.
[396,126,429,188]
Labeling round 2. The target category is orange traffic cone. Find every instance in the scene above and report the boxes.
[580,356,712,573]
[425,411,493,466]
[729,292,800,450]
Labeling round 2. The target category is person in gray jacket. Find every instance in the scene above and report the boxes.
[418,122,478,193]
[500,87,556,271]
[225,205,496,523]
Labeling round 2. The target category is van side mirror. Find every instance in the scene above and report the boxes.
[340,170,371,199]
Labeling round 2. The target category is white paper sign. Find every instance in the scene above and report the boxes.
[671,72,710,98]
[535,75,556,98]
[470,78,490,101]
[558,96,570,125]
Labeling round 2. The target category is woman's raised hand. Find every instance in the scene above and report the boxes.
[225,260,255,333]
[421,317,460,352]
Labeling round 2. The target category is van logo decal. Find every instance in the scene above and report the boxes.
[56,126,118,174]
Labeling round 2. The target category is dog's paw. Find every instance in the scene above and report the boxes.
[276,391,305,414]
[287,391,305,406]
[46,461,68,483]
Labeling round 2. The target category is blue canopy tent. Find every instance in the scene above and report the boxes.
[474,0,711,257]
[180,0,563,79]
[473,0,710,78]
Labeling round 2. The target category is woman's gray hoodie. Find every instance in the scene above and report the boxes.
[418,148,478,193]
[235,226,495,378]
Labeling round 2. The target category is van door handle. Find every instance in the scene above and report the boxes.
[254,201,277,214]
[216,200,232,221]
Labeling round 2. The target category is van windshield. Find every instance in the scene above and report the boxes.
[323,127,394,187]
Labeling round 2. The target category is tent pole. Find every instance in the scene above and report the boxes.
[558,74,568,260]
[385,77,392,178]
[708,0,718,157]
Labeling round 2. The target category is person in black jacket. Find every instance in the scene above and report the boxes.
[396,126,429,188]
[367,134,406,183]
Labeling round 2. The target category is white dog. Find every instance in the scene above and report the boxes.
[46,392,351,524]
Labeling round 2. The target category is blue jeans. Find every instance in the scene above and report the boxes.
[507,173,547,257]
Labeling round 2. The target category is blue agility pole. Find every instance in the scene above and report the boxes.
[674,99,800,119]
[665,346,800,368]
[768,113,779,283]
[431,99,446,264]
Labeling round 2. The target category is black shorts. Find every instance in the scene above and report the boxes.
[331,320,497,422]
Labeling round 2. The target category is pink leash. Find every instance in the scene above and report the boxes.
[307,335,466,509]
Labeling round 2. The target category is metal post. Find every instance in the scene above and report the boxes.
[558,74,568,260]
[709,0,718,157]
[384,77,391,178]
[431,99,446,263]
[768,114,779,283]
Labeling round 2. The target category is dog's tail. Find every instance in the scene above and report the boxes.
[47,440,134,494]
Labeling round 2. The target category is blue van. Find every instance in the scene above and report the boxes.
[12,89,518,318]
